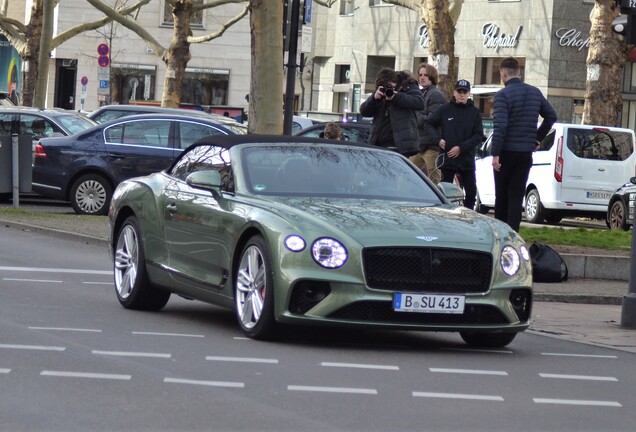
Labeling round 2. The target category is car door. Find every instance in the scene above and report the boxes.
[559,127,635,209]
[474,134,496,207]
[161,145,236,293]
[103,119,175,183]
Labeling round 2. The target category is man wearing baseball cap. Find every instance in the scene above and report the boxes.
[426,79,483,209]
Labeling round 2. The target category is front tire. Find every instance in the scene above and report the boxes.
[114,216,170,311]
[70,173,112,215]
[460,332,517,348]
[234,235,277,340]
[524,189,544,224]
[608,200,629,231]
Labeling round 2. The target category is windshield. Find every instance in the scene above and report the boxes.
[241,145,442,203]
[56,114,97,134]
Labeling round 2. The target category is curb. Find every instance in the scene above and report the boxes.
[0,219,108,247]
[561,254,629,281]
[534,294,623,306]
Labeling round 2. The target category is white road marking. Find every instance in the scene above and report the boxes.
[533,398,622,407]
[288,385,377,395]
[92,350,171,359]
[206,356,278,364]
[0,266,112,275]
[443,347,513,354]
[413,391,504,401]
[233,337,250,340]
[82,281,113,285]
[0,343,65,351]
[541,352,617,359]
[29,326,102,333]
[321,362,399,371]
[0,368,10,374]
[164,377,244,388]
[539,373,617,382]
[41,371,131,380]
[132,331,205,338]
[3,278,63,283]
[430,368,508,376]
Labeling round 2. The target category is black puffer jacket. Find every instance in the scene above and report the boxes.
[360,82,425,155]
[417,84,448,151]
[491,77,557,156]
[428,98,483,171]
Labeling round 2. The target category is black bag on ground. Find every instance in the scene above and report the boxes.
[529,242,568,283]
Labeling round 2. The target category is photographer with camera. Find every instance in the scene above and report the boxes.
[360,68,424,156]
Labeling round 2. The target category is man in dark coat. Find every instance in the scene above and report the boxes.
[409,63,448,184]
[360,68,424,156]
[491,57,557,232]
[428,79,483,209]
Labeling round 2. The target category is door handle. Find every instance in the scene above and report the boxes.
[108,153,126,159]
[166,203,177,213]
[598,168,605,172]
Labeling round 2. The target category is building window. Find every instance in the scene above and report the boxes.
[340,0,354,15]
[162,0,204,28]
[182,68,230,106]
[335,64,350,84]
[475,57,525,85]
[110,63,157,104]
[365,55,395,93]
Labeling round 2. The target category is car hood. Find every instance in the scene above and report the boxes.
[258,197,496,251]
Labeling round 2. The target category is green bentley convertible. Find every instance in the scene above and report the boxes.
[108,135,532,347]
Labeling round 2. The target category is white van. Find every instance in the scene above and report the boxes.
[474,123,636,224]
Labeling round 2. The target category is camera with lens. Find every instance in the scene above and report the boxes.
[383,86,396,97]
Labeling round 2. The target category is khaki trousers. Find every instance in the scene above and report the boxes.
[409,148,441,185]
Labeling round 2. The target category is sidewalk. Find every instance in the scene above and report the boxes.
[1,213,636,354]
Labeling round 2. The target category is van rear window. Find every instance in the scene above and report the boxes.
[567,129,634,161]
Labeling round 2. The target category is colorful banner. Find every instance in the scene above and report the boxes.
[0,34,22,104]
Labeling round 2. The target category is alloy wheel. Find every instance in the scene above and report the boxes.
[235,245,267,329]
[75,179,107,214]
[114,224,138,300]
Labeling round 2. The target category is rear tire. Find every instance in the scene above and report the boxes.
[524,189,544,224]
[70,173,112,215]
[114,216,170,311]
[608,200,629,231]
[544,213,562,224]
[460,332,517,348]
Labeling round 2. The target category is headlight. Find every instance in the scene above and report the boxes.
[501,245,520,276]
[284,235,306,252]
[312,238,348,268]
[519,245,530,261]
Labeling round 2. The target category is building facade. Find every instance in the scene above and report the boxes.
[5,0,251,115]
[307,0,636,129]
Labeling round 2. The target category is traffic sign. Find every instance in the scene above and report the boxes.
[98,55,110,67]
[97,43,109,56]
[81,76,88,86]
[99,80,109,89]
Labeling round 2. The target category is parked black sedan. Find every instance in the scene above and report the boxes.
[32,113,246,215]
[607,177,636,230]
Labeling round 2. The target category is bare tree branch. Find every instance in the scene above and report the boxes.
[86,0,166,59]
[53,0,151,47]
[193,0,248,12]
[188,3,248,43]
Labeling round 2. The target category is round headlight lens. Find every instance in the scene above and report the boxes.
[312,238,348,268]
[501,245,521,276]
[284,235,306,252]
[519,245,530,261]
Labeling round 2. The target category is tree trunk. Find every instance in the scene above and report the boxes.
[423,0,456,97]
[248,0,284,134]
[33,0,53,108]
[161,1,192,108]
[21,0,44,107]
[583,0,628,126]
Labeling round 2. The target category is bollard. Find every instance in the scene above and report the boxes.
[11,132,19,210]
[621,221,636,328]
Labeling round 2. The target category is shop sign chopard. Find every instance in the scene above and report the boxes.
[482,23,523,52]
[417,24,430,49]
[554,28,590,51]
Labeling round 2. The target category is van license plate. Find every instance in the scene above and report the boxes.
[586,191,611,199]
[393,293,465,314]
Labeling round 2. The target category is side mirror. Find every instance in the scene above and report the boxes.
[186,170,222,196]
[630,176,636,185]
[437,181,464,206]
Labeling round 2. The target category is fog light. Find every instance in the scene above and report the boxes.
[510,289,532,321]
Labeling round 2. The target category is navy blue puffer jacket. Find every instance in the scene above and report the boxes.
[491,77,557,156]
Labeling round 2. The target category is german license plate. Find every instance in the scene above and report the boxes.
[393,293,465,314]
[586,190,611,199]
